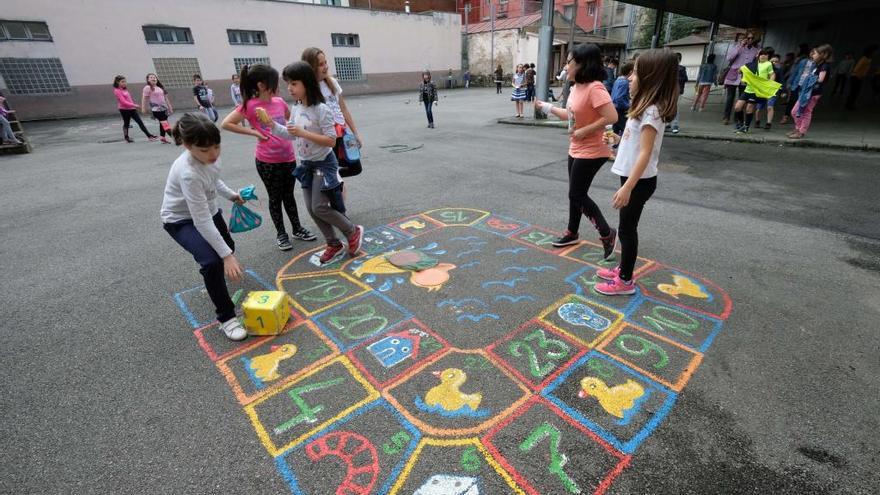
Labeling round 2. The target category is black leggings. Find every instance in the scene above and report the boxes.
[119,109,153,138]
[334,135,362,177]
[496,82,502,94]
[617,175,657,281]
[723,85,745,120]
[567,156,611,236]
[151,110,169,137]
[255,159,302,236]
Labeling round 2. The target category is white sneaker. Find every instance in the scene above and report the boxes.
[220,318,247,341]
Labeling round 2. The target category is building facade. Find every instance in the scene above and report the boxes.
[0,0,461,119]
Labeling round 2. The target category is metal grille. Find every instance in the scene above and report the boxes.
[0,58,70,94]
[152,57,202,88]
[333,57,363,81]
[233,57,271,74]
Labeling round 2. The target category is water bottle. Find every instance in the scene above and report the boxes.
[605,124,616,154]
[342,128,360,161]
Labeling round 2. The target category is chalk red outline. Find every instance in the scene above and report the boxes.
[558,241,655,276]
[509,225,569,254]
[637,263,734,320]
[193,321,271,362]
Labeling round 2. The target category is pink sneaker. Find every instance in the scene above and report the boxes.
[319,243,344,264]
[596,266,620,281]
[594,276,636,296]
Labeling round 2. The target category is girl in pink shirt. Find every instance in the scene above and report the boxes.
[220,63,315,251]
[113,75,156,143]
[141,73,174,143]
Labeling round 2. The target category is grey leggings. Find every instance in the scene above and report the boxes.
[302,170,354,244]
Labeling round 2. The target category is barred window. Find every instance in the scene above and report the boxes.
[227,30,266,45]
[331,33,359,47]
[143,25,193,44]
[334,57,363,81]
[0,58,70,94]
[0,20,52,41]
[152,57,202,88]
[233,57,270,74]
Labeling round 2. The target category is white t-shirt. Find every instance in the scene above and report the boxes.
[320,78,346,126]
[271,102,336,162]
[611,104,665,179]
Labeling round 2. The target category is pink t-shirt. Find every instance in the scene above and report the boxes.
[142,85,168,108]
[567,81,613,159]
[114,88,138,110]
[240,97,296,163]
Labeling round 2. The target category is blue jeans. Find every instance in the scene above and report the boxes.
[423,100,434,124]
[164,210,236,323]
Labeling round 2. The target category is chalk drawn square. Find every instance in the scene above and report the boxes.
[543,351,677,454]
[596,322,703,391]
[472,213,530,238]
[313,292,413,352]
[637,264,733,319]
[383,349,531,437]
[193,321,270,362]
[387,438,523,495]
[276,246,348,278]
[483,396,630,495]
[245,357,380,457]
[173,268,274,328]
[389,214,443,237]
[564,265,644,314]
[348,318,451,389]
[486,320,588,392]
[362,226,413,255]
[539,294,624,348]
[627,297,724,352]
[217,320,339,405]
[560,241,654,276]
[279,272,371,316]
[423,207,490,227]
[275,400,421,495]
[511,226,568,254]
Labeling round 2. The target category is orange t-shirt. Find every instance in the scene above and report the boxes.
[567,81,613,159]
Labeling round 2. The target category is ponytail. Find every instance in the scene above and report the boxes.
[239,63,279,112]
[172,112,221,147]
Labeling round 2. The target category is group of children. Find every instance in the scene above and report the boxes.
[159,47,364,341]
[536,46,679,296]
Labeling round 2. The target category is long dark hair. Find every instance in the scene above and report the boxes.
[145,73,165,93]
[282,61,325,107]
[172,112,221,147]
[239,63,279,110]
[570,43,606,84]
[113,75,126,88]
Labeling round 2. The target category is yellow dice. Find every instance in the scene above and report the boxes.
[241,291,290,336]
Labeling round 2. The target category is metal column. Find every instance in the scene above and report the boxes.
[534,0,555,119]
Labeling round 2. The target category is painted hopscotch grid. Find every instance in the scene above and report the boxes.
[174,268,274,328]
[278,271,372,317]
[472,213,532,238]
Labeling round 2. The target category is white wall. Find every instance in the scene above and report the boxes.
[466,29,541,76]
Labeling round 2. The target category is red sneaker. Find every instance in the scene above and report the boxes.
[319,243,344,264]
[347,225,364,256]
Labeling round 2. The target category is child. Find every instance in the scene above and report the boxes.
[220,64,316,251]
[789,44,833,139]
[256,61,364,265]
[755,54,784,129]
[692,54,717,111]
[141,73,174,143]
[0,95,22,145]
[192,74,218,123]
[494,64,504,94]
[669,52,687,133]
[535,43,619,258]
[611,62,634,135]
[113,75,157,143]
[525,63,537,102]
[594,49,678,296]
[418,71,438,128]
[160,113,248,341]
[230,74,246,127]
[733,48,777,134]
[302,47,364,177]
[511,64,527,117]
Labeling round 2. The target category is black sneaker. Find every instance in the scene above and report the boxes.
[552,230,579,247]
[764,123,772,130]
[291,226,317,242]
[276,233,293,251]
[600,228,617,260]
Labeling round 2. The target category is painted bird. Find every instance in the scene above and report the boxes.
[249,344,297,382]
[425,368,482,412]
[578,376,644,419]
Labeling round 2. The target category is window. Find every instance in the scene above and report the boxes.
[143,25,193,44]
[0,20,52,41]
[564,5,574,20]
[331,33,359,47]
[587,2,596,16]
[233,57,271,74]
[334,57,363,81]
[152,58,202,88]
[0,58,70,94]
[227,29,266,45]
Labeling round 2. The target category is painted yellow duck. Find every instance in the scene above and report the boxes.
[578,377,644,419]
[249,344,297,382]
[353,250,456,291]
[657,275,709,300]
[425,368,482,411]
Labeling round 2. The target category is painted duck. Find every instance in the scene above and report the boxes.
[425,368,482,411]
[249,344,297,382]
[578,376,644,419]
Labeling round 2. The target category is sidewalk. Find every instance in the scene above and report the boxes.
[499,87,880,152]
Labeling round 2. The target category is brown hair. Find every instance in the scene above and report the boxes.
[302,46,336,95]
[628,49,679,123]
[814,44,834,65]
[172,112,221,147]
